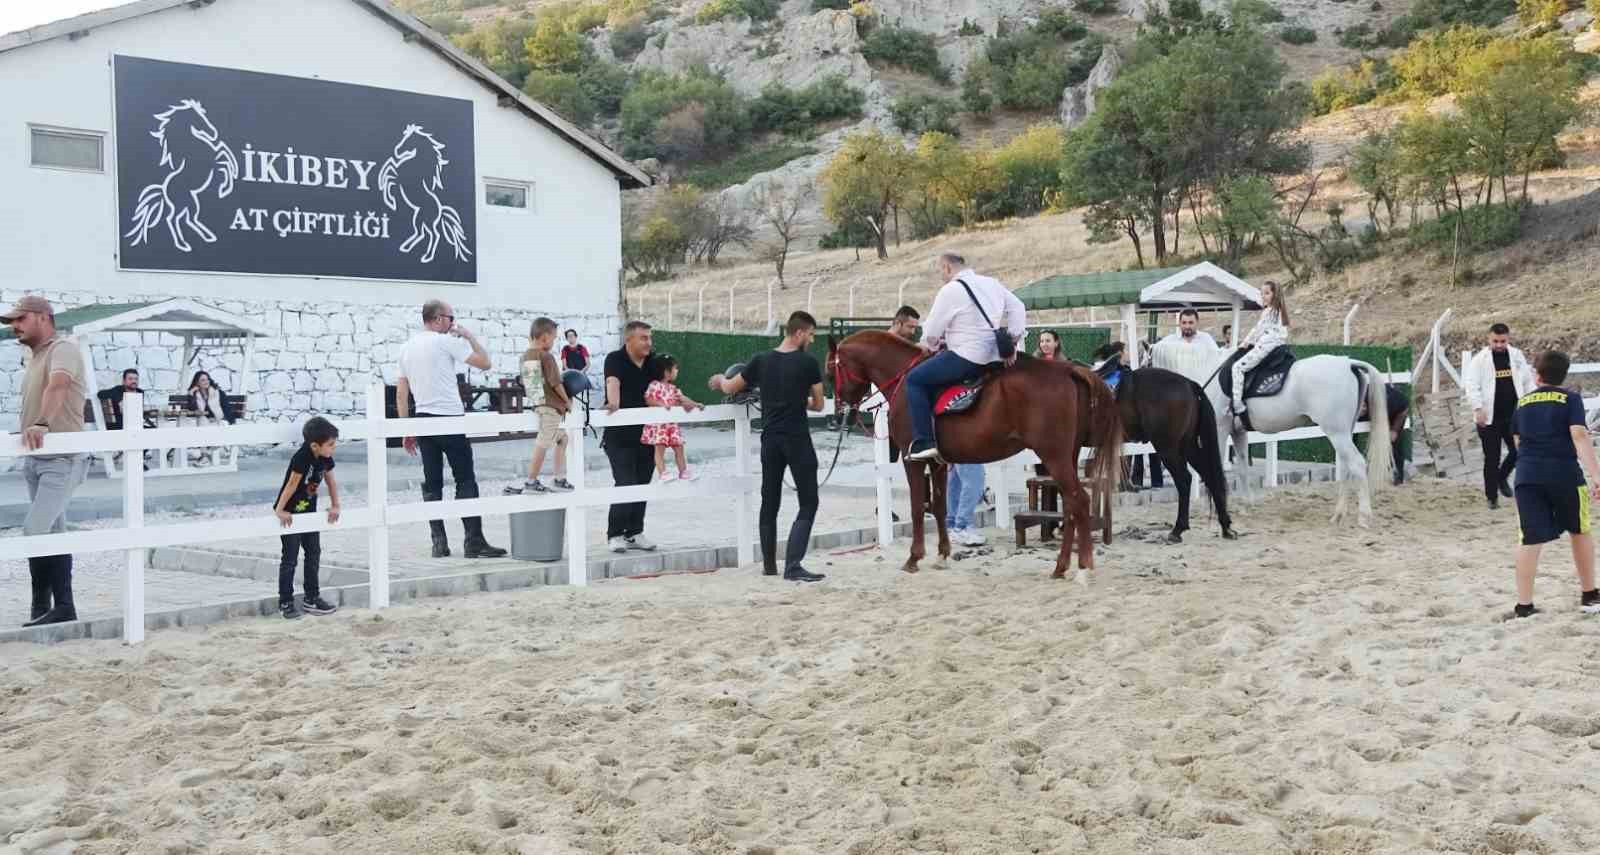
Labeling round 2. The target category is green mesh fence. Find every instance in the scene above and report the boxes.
[1259,344,1414,465]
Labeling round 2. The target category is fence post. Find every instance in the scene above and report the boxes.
[1343,302,1360,346]
[993,457,1013,530]
[122,392,146,644]
[566,419,588,587]
[807,277,815,316]
[728,283,735,332]
[897,277,909,314]
[734,405,755,566]
[365,383,390,609]
[667,283,675,330]
[874,408,893,547]
[697,287,706,331]
[849,282,857,318]
[1265,439,1279,489]
[766,280,775,334]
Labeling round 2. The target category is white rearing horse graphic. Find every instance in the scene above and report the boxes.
[377,124,472,264]
[124,99,239,253]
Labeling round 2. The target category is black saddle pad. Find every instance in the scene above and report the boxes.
[1219,346,1295,401]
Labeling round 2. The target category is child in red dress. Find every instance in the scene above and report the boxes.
[642,355,703,482]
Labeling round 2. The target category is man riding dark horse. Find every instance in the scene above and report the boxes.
[905,252,1027,462]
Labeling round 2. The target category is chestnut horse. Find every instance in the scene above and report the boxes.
[829,331,1122,579]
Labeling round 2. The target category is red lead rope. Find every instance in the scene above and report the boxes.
[835,350,924,416]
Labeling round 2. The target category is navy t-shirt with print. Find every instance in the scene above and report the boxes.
[1512,386,1587,487]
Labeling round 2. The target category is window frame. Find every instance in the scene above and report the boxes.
[483,177,533,213]
[28,124,106,174]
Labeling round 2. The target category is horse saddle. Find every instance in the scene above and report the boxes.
[1218,346,1296,401]
[933,375,988,416]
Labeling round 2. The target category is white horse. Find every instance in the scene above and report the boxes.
[1201,352,1392,526]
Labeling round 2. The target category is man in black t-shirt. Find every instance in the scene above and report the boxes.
[603,321,665,552]
[1507,351,1600,618]
[711,311,827,582]
[272,417,342,620]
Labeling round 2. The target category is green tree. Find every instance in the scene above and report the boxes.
[820,130,916,259]
[525,13,593,73]
[1386,25,1492,101]
[523,70,595,125]
[451,16,536,87]
[1456,34,1583,203]
[619,68,750,161]
[1347,127,1404,234]
[1196,175,1275,265]
[985,123,1066,218]
[889,94,962,136]
[914,132,1000,229]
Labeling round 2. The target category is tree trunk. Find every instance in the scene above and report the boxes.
[1125,217,1145,269]
[1170,202,1182,257]
[1152,214,1168,264]
[1190,196,1211,255]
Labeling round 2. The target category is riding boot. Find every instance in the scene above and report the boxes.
[26,557,51,622]
[462,517,507,559]
[429,520,451,558]
[24,555,76,626]
[759,521,778,576]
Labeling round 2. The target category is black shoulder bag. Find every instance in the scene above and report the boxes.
[956,278,1016,360]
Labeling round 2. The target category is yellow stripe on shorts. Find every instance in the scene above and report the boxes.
[1581,484,1593,535]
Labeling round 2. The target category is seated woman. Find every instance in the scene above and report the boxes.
[1231,280,1291,418]
[186,370,235,465]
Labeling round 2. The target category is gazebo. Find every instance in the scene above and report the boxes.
[1014,262,1261,367]
[5,298,272,476]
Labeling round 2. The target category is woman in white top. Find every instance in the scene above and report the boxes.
[1231,280,1290,416]
[187,370,232,424]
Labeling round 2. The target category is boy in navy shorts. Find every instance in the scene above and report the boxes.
[1510,351,1600,618]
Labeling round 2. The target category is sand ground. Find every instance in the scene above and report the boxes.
[4,478,1600,854]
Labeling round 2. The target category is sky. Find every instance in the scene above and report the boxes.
[0,0,130,38]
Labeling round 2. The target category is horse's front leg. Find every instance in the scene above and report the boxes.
[1070,482,1094,582]
[931,463,951,564]
[903,461,926,574]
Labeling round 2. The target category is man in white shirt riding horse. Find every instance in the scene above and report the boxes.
[905,252,1027,462]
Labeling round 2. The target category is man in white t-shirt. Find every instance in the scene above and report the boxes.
[396,299,506,559]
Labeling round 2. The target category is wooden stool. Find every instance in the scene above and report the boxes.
[1015,476,1113,548]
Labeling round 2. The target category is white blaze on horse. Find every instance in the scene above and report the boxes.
[124,100,239,253]
[1205,350,1392,526]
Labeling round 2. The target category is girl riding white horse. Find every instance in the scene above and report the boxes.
[1231,280,1290,420]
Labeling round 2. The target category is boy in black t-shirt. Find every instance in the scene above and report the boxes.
[1509,351,1600,618]
[710,311,827,582]
[273,417,342,620]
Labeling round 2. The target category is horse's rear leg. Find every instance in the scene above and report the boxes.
[1186,432,1235,538]
[931,463,951,565]
[1067,481,1093,585]
[1162,444,1193,544]
[1327,431,1371,527]
[903,461,927,573]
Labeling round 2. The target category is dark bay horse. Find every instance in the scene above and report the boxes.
[1114,367,1236,543]
[829,332,1122,580]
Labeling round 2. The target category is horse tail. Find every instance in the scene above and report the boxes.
[1354,360,1393,490]
[437,203,472,261]
[124,183,167,246]
[1191,379,1227,506]
[1075,366,1122,493]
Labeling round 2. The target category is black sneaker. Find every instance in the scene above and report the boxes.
[301,596,338,615]
[1488,497,1499,511]
[1513,603,1541,619]
[502,484,524,495]
[783,567,826,583]
[280,601,303,620]
[526,479,551,493]
[1500,479,1514,499]
[465,539,508,559]
[1582,590,1600,614]
[551,479,574,491]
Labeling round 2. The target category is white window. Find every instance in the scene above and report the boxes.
[29,125,104,172]
[485,178,532,211]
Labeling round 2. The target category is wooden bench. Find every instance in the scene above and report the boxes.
[1015,476,1113,548]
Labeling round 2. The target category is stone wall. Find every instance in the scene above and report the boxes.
[0,288,621,431]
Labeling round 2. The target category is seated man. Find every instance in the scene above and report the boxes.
[96,368,150,430]
[905,252,1026,462]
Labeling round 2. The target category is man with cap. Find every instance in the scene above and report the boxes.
[5,296,90,626]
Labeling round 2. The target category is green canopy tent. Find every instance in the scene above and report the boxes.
[1014,262,1261,367]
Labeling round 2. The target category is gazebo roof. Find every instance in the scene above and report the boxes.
[1,298,273,341]
[1016,262,1262,311]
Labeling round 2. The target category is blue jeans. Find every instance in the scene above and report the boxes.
[947,463,985,531]
[907,350,982,445]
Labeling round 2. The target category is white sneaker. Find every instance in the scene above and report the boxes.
[627,534,657,551]
[1583,602,1600,615]
[608,536,629,553]
[678,468,699,481]
[957,529,986,547]
[657,470,677,483]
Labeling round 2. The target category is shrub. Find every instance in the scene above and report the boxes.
[890,94,962,135]
[1387,25,1493,100]
[961,63,994,115]
[1230,0,1286,22]
[523,70,596,126]
[421,12,469,35]
[861,26,951,82]
[1407,203,1525,253]
[958,17,984,35]
[1074,0,1118,14]
[611,17,650,60]
[695,0,779,23]
[1279,24,1317,43]
[983,123,1066,218]
[1517,0,1566,25]
[1034,6,1089,40]
[748,76,865,135]
[1309,58,1389,114]
[578,61,632,117]
[620,68,751,161]
[1335,22,1372,49]
[812,0,851,8]
[1590,0,1600,21]
[679,141,818,189]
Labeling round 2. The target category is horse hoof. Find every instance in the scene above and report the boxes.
[1166,532,1184,544]
[1051,570,1066,580]
[1222,529,1239,540]
[902,563,920,574]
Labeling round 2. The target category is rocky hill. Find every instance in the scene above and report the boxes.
[402,0,1423,249]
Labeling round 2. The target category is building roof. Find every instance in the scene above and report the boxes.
[0,299,273,341]
[0,0,652,189]
[1015,262,1262,311]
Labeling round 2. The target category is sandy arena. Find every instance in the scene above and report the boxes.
[4,478,1600,854]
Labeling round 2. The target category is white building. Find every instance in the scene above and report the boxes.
[0,0,649,425]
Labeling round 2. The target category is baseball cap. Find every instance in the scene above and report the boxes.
[0,295,52,323]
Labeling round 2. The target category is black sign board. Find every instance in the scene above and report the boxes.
[113,55,477,283]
